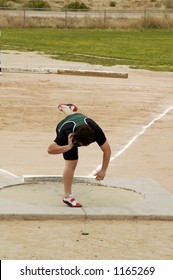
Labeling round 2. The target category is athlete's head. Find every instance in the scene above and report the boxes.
[72,124,95,146]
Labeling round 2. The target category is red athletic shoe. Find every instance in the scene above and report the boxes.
[58,104,78,112]
[62,195,82,207]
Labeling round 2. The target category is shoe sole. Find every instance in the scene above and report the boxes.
[58,104,78,112]
[62,199,82,207]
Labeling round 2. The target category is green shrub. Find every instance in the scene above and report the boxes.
[109,1,116,7]
[0,0,8,7]
[63,1,89,10]
[155,3,161,8]
[164,0,173,8]
[27,0,51,9]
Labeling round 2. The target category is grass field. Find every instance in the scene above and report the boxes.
[1,28,173,71]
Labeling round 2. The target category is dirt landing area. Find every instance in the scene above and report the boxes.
[0,51,173,259]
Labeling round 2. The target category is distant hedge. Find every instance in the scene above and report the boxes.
[63,1,89,10]
[27,0,51,9]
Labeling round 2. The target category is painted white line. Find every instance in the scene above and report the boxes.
[0,168,19,178]
[0,168,24,183]
[90,105,173,176]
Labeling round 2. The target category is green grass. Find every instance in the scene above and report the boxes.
[1,28,173,71]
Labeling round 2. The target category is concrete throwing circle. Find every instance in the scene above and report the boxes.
[0,181,143,207]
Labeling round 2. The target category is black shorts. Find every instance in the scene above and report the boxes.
[63,146,78,160]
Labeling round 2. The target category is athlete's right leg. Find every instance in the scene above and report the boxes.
[58,104,78,116]
[61,134,81,207]
[62,160,82,207]
[63,159,78,198]
[62,159,82,207]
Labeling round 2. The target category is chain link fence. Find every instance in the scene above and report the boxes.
[0,8,173,28]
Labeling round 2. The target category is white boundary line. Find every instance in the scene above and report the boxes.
[90,105,173,176]
[0,168,24,183]
[0,168,20,178]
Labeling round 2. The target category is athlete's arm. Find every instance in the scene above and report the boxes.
[48,134,74,155]
[95,140,111,181]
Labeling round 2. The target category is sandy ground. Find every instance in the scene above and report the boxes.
[0,51,173,259]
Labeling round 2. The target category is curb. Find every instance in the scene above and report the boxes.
[2,67,128,78]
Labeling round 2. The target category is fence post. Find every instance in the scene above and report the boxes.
[65,10,68,28]
[144,9,147,28]
[104,10,107,28]
[23,9,26,27]
[0,30,2,75]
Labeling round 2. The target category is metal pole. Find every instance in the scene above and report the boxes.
[104,10,107,28]
[0,30,2,75]
[144,9,147,28]
[23,9,26,27]
[65,10,68,28]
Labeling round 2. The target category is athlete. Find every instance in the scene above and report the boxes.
[48,104,111,207]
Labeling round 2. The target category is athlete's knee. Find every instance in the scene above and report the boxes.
[65,159,78,171]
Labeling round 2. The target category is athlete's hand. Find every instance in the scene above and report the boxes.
[95,169,106,181]
[68,133,74,149]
